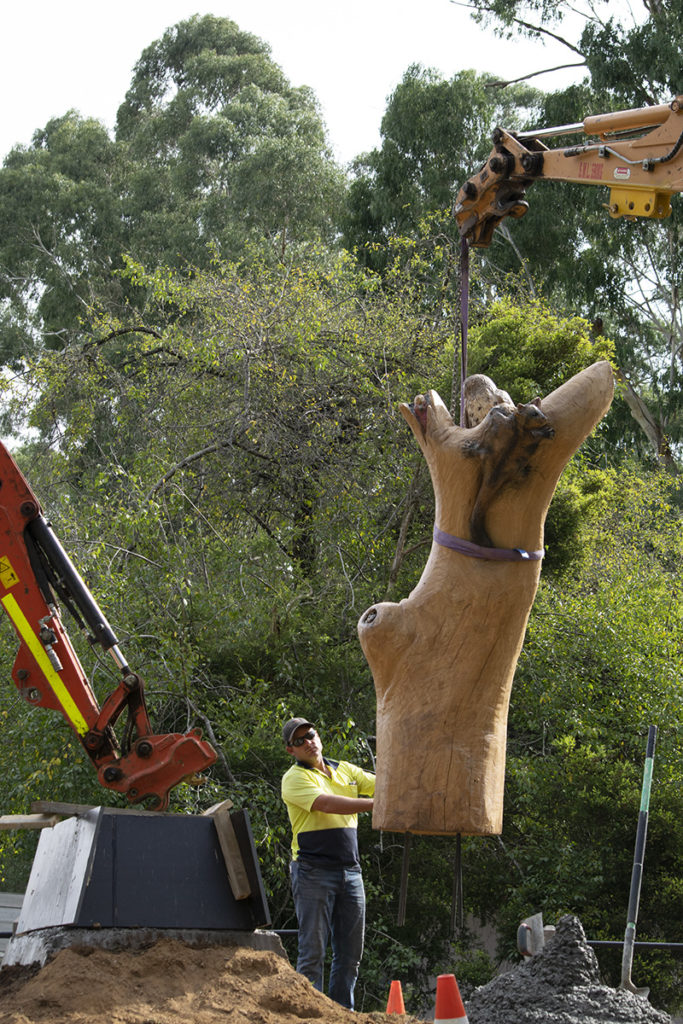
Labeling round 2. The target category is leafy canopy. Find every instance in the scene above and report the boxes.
[0,15,344,363]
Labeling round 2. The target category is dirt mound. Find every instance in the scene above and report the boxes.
[0,939,420,1024]
[467,914,672,1024]
[1,919,673,1023]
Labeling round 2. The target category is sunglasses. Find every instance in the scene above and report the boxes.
[291,729,316,747]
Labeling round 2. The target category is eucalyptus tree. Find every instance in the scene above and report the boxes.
[0,15,344,366]
[115,14,344,259]
[0,113,125,366]
[343,66,544,268]
[464,0,681,104]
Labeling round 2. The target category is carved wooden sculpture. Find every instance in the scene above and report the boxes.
[358,361,614,836]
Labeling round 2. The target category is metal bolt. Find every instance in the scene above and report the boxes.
[84,731,102,751]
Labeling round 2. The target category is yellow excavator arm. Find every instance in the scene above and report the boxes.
[455,95,683,247]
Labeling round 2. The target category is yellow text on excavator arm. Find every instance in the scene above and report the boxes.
[455,96,683,247]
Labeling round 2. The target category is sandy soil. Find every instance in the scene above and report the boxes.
[0,940,424,1024]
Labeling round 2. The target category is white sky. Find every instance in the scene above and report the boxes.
[1,0,599,167]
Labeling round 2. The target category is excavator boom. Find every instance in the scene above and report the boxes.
[455,96,683,247]
[0,442,216,809]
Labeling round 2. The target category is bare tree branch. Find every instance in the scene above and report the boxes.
[146,440,235,499]
[383,464,427,599]
[450,0,586,54]
[614,366,678,471]
[187,699,236,786]
[486,60,587,88]
[83,326,163,349]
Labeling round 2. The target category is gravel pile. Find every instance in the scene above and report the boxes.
[467,915,671,1024]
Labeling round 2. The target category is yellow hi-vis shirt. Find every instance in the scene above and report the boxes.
[281,757,375,868]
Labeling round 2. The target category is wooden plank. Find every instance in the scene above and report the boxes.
[0,814,59,831]
[30,801,189,819]
[200,798,233,816]
[16,810,101,933]
[31,800,95,816]
[207,803,251,901]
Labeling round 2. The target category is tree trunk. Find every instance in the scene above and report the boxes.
[615,365,678,471]
[358,361,614,836]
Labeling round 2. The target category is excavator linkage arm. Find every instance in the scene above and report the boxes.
[455,96,683,247]
[0,442,216,809]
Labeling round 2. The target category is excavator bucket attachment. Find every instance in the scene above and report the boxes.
[97,729,217,810]
[454,128,544,246]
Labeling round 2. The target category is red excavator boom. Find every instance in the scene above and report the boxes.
[0,442,216,809]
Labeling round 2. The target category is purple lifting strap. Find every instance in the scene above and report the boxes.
[433,526,544,562]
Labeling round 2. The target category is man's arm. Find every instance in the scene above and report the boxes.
[310,794,374,814]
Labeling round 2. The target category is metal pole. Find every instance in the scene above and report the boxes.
[397,833,411,926]
[619,725,657,997]
[450,833,464,936]
[459,237,469,427]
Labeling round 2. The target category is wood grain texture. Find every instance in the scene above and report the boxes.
[358,361,614,836]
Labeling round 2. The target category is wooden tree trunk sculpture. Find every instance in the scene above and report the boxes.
[358,361,614,836]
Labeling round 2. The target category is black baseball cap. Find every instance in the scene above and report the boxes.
[283,717,315,745]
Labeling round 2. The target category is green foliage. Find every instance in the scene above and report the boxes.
[0,113,127,362]
[1,19,683,1003]
[465,467,683,1011]
[580,1,683,105]
[468,296,614,398]
[338,7,683,468]
[0,15,344,363]
[343,67,543,269]
[0,245,641,1012]
[116,15,344,255]
[456,2,683,468]
[0,242,453,895]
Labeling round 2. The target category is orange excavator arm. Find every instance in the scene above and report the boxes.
[0,442,216,810]
[455,95,683,247]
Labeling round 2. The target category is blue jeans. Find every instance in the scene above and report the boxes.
[290,860,366,1010]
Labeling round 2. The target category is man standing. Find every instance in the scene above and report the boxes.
[281,717,375,1010]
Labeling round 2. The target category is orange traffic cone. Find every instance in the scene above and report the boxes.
[434,973,468,1023]
[386,979,406,1014]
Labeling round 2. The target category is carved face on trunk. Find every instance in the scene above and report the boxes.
[462,396,555,547]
